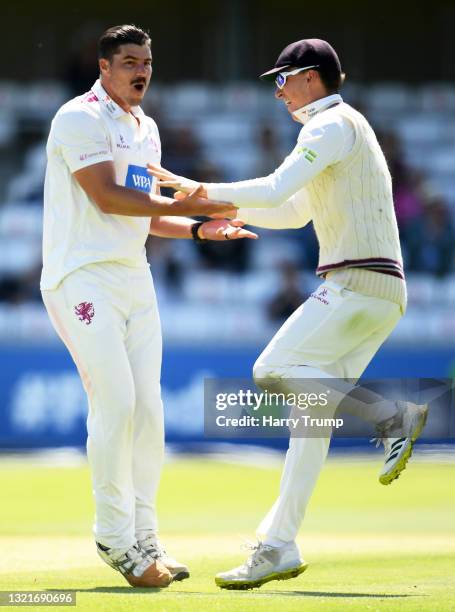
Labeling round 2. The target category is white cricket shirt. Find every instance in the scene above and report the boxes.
[41,79,161,290]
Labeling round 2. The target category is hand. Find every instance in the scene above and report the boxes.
[173,191,238,220]
[199,218,258,241]
[147,164,207,196]
[172,185,236,217]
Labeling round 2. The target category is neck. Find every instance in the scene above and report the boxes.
[100,78,131,113]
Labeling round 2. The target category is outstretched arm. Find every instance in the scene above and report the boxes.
[74,162,235,218]
[149,216,258,240]
[148,115,351,209]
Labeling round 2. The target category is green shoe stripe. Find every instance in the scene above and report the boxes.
[215,563,308,590]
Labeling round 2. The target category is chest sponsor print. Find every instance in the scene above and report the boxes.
[125,164,154,193]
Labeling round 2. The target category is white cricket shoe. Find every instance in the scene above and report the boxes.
[374,401,429,485]
[215,541,308,590]
[138,532,190,581]
[96,541,172,587]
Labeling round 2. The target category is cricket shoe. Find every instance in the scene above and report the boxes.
[373,401,429,485]
[96,541,172,588]
[215,541,308,590]
[138,532,190,581]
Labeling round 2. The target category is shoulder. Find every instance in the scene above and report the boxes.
[51,92,103,131]
[335,102,372,130]
[298,109,347,144]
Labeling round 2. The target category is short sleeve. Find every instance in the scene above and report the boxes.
[51,108,114,173]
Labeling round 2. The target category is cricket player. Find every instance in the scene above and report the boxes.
[149,38,428,589]
[40,24,256,588]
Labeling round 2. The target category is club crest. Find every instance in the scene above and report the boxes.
[74,302,95,325]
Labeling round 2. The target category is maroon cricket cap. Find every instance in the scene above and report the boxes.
[260,38,342,81]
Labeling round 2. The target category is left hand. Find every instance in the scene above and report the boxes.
[199,218,258,241]
[147,163,206,196]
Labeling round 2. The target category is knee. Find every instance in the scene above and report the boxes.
[107,382,137,424]
[253,357,283,390]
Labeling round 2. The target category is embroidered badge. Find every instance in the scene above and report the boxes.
[74,302,95,325]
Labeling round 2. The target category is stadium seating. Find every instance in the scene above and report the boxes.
[0,81,454,344]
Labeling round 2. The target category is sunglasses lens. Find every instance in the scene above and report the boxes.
[276,73,285,88]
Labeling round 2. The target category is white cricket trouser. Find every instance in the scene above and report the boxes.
[253,279,402,543]
[42,262,164,549]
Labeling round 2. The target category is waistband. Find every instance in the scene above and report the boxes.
[325,268,407,313]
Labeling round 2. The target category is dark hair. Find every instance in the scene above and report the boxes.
[317,70,346,94]
[98,24,151,61]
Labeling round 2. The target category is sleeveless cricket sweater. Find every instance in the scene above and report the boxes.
[306,103,406,310]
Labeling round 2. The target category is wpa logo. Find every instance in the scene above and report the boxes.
[125,164,154,193]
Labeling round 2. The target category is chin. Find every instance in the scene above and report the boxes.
[128,95,144,106]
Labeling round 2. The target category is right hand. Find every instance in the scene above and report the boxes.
[171,185,236,217]
[147,163,204,195]
[174,191,238,219]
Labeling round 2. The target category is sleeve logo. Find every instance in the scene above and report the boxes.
[297,146,317,163]
[125,164,154,193]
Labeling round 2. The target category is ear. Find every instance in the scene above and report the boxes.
[307,69,316,82]
[99,58,110,75]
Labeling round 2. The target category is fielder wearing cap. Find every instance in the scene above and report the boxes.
[149,38,428,590]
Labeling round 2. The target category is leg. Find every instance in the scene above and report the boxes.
[125,270,164,540]
[254,281,401,543]
[42,267,137,549]
[126,269,189,580]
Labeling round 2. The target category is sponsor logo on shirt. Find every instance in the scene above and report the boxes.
[310,287,329,305]
[297,146,317,162]
[116,134,131,150]
[79,150,109,161]
[125,164,153,193]
[148,134,160,154]
[82,92,99,103]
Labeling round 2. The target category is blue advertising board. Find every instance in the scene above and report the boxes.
[0,343,453,449]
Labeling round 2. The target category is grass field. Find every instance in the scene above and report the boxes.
[0,453,454,611]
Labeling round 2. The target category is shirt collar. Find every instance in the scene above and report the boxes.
[91,79,144,120]
[292,93,343,125]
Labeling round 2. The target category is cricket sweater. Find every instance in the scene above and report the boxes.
[206,96,406,311]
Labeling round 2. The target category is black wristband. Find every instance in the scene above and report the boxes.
[191,222,207,242]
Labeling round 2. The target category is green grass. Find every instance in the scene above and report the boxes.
[0,455,454,611]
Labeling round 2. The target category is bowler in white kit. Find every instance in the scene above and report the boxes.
[40,24,256,588]
[149,38,428,589]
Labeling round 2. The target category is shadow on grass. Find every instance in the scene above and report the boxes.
[262,591,421,598]
[45,587,163,594]
[46,587,421,599]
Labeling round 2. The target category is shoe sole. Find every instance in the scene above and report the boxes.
[215,562,309,590]
[379,406,428,486]
[172,571,190,582]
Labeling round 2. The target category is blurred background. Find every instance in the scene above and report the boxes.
[0,0,454,451]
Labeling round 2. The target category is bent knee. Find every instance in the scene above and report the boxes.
[253,359,284,388]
